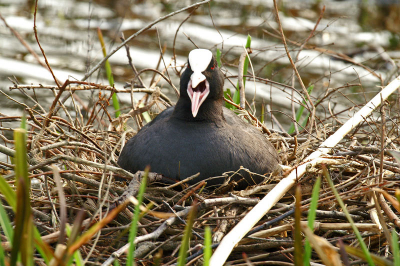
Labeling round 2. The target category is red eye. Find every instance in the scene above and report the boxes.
[211,64,215,70]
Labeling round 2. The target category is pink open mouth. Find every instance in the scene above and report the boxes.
[187,79,210,117]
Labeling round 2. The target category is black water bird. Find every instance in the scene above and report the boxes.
[118,49,280,188]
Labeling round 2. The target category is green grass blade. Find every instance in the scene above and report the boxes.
[344,245,393,266]
[33,229,52,264]
[66,210,85,249]
[20,113,26,130]
[242,34,252,88]
[301,112,311,129]
[97,28,120,118]
[0,236,5,266]
[14,129,28,185]
[216,49,222,68]
[232,34,252,110]
[232,87,241,108]
[12,127,51,264]
[260,103,265,124]
[111,93,121,118]
[127,167,148,266]
[67,225,83,266]
[10,130,25,266]
[10,187,23,266]
[322,165,375,266]
[177,202,198,266]
[392,229,400,266]
[0,176,50,263]
[0,176,16,216]
[11,128,34,266]
[288,85,314,134]
[203,226,212,266]
[224,89,234,109]
[0,179,50,263]
[23,215,34,266]
[0,200,14,243]
[303,177,321,265]
[138,103,152,123]
[16,128,33,266]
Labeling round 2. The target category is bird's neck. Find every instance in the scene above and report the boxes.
[172,98,225,122]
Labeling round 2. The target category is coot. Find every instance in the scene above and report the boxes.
[118,49,280,188]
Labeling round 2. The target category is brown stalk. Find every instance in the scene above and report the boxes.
[272,0,316,136]
[175,181,206,206]
[120,33,145,88]
[292,6,325,135]
[172,7,198,74]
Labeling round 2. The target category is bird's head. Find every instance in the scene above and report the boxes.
[180,49,224,118]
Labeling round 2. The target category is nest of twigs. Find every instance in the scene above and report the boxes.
[1,67,400,265]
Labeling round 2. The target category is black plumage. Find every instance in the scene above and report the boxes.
[118,49,280,188]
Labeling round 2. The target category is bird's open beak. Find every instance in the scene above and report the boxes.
[187,71,210,117]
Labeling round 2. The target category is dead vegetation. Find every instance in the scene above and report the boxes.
[0,0,400,265]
